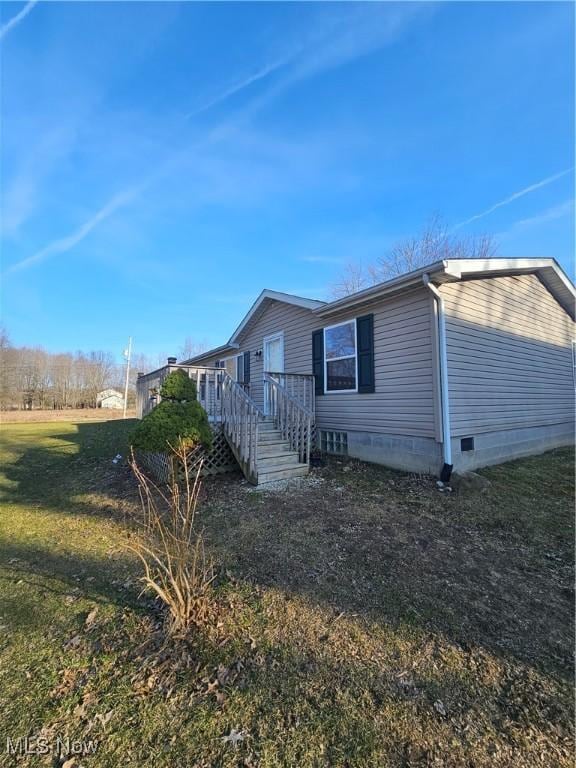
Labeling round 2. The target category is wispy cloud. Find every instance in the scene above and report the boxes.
[6,186,142,274]
[1,126,81,238]
[222,3,431,129]
[8,4,429,274]
[291,3,430,83]
[1,174,36,236]
[0,0,37,41]
[185,55,293,119]
[499,199,575,238]
[299,255,345,265]
[453,168,573,230]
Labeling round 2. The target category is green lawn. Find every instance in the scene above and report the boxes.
[0,420,573,767]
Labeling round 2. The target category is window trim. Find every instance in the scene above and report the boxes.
[220,354,241,381]
[263,331,285,374]
[323,318,358,394]
[236,353,244,384]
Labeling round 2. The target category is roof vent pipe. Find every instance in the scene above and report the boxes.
[423,274,453,481]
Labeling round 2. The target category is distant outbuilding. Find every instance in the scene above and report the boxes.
[97,388,124,410]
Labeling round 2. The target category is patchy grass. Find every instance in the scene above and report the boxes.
[0,421,573,766]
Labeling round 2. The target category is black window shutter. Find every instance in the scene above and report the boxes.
[357,314,375,394]
[243,351,250,384]
[312,330,324,395]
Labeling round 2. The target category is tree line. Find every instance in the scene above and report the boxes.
[0,329,209,411]
[0,332,122,410]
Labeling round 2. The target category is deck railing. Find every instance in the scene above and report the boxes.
[136,365,223,420]
[137,364,315,483]
[221,371,262,483]
[263,373,314,465]
[265,372,315,414]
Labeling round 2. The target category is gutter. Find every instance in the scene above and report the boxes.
[180,342,239,366]
[314,260,448,317]
[423,274,453,482]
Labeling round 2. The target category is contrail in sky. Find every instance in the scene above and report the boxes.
[0,0,37,41]
[453,168,573,230]
[7,187,142,273]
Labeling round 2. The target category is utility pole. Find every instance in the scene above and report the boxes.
[122,336,132,418]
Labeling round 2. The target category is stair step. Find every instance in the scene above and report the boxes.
[258,433,284,443]
[257,464,309,484]
[257,443,291,457]
[258,422,278,431]
[258,452,300,470]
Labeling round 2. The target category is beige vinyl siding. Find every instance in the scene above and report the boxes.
[191,355,224,368]
[315,289,436,437]
[217,289,437,439]
[234,300,318,409]
[441,274,575,436]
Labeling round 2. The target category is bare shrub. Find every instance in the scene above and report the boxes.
[128,442,215,638]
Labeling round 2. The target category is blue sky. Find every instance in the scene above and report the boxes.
[1,1,574,362]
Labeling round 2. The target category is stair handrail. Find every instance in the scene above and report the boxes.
[264,371,315,415]
[263,373,314,465]
[220,371,262,482]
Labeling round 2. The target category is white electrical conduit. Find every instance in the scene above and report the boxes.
[423,274,453,477]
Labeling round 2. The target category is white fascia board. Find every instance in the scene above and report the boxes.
[314,261,447,317]
[181,342,239,365]
[229,289,325,343]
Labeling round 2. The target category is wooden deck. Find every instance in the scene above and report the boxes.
[136,365,226,421]
[136,363,315,485]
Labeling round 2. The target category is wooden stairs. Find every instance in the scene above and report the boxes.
[256,418,309,485]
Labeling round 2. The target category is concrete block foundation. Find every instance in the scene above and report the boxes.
[327,421,574,476]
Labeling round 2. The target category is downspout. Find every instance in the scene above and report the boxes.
[423,274,453,482]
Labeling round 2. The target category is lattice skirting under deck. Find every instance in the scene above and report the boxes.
[137,425,239,485]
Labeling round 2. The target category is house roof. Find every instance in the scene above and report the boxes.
[315,258,575,320]
[181,290,325,364]
[97,388,123,398]
[180,258,574,365]
[180,342,239,365]
[229,289,326,343]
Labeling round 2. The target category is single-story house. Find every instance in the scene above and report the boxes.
[97,388,125,409]
[138,258,574,484]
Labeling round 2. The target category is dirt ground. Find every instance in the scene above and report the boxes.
[201,454,574,682]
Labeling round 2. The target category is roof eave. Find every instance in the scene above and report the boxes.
[314,258,575,320]
[314,260,448,317]
[229,289,325,342]
[180,342,240,365]
[443,258,575,320]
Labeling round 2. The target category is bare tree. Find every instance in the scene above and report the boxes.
[50,353,74,409]
[82,351,115,407]
[330,262,373,300]
[179,337,208,362]
[0,330,14,408]
[0,327,10,352]
[331,216,498,298]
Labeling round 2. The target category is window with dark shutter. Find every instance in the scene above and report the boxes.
[324,320,357,391]
[356,314,374,394]
[312,330,324,395]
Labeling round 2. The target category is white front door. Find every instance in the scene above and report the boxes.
[263,332,284,415]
